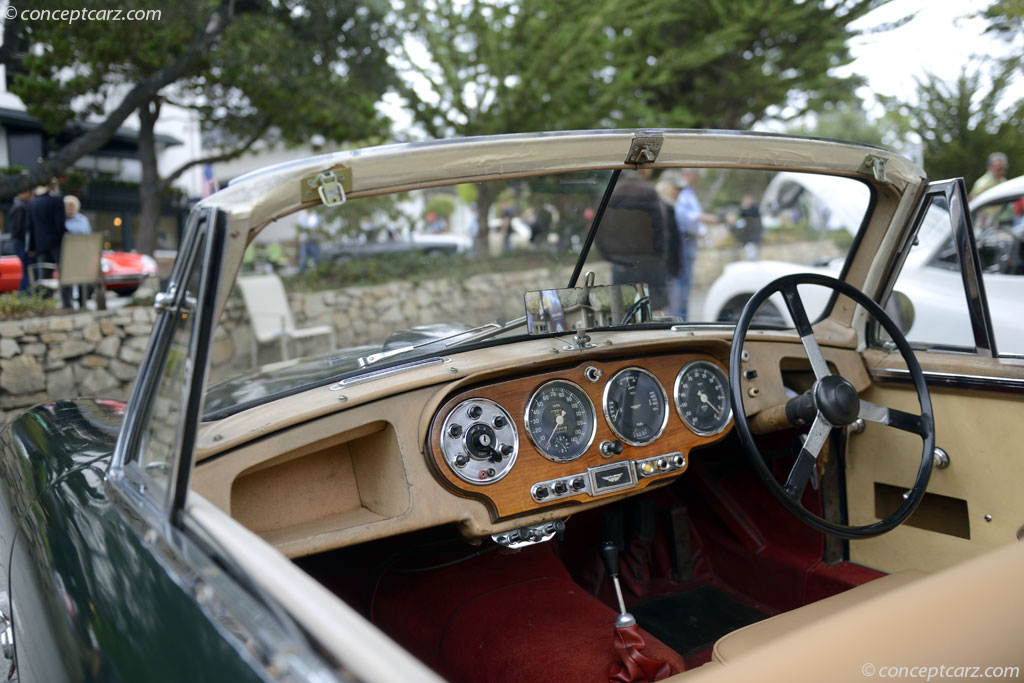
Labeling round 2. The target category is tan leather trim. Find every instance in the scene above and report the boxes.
[675,541,1024,681]
[712,570,927,664]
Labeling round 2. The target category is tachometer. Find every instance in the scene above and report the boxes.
[674,361,731,436]
[525,380,597,463]
[603,367,668,446]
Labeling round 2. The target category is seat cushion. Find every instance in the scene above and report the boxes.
[712,569,927,664]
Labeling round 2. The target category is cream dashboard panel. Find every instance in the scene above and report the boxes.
[192,333,853,558]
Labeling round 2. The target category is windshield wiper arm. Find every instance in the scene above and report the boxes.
[356,317,527,367]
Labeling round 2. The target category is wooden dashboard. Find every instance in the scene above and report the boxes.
[427,351,734,521]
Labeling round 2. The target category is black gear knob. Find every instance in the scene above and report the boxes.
[600,541,620,578]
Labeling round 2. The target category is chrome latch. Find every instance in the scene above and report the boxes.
[316,171,347,206]
[859,154,888,183]
[626,133,663,165]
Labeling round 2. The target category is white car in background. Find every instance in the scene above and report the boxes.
[704,173,1024,351]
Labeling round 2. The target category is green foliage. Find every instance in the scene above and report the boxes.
[0,293,59,318]
[287,249,566,291]
[880,61,1024,185]
[394,0,885,137]
[9,1,395,144]
[424,195,456,220]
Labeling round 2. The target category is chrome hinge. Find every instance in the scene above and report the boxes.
[626,133,663,165]
[859,154,888,183]
[153,286,177,312]
[300,167,352,206]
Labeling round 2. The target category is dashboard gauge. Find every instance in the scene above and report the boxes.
[603,367,669,446]
[525,380,597,463]
[674,361,732,436]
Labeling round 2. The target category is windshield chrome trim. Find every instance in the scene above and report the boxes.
[330,356,447,389]
[870,366,1024,393]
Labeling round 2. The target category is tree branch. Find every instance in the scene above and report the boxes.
[0,2,237,198]
[159,121,272,190]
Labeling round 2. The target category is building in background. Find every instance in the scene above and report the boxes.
[0,65,203,254]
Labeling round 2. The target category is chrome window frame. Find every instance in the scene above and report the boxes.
[109,207,226,525]
[872,178,997,358]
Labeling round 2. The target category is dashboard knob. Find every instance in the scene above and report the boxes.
[600,440,624,457]
[553,481,568,495]
[448,423,463,438]
[492,415,507,429]
[656,458,669,471]
[467,405,483,420]
[570,477,585,491]
[672,455,685,468]
[534,485,550,500]
[454,454,469,467]
[499,443,513,457]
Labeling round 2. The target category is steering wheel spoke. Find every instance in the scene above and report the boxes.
[730,273,935,540]
[783,413,832,500]
[858,400,930,436]
[781,286,830,379]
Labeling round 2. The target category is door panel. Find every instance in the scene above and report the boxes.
[846,366,1024,573]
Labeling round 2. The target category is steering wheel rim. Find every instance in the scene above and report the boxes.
[729,273,935,539]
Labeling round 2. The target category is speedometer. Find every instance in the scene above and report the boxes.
[603,367,668,446]
[674,360,731,436]
[524,380,597,463]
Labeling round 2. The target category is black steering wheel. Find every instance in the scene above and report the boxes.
[729,274,935,539]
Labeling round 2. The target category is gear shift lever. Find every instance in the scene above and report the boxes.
[600,542,636,628]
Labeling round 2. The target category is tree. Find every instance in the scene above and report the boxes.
[879,62,1024,185]
[4,0,395,253]
[394,0,897,252]
[0,1,234,197]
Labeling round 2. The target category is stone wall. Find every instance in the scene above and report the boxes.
[0,308,156,425]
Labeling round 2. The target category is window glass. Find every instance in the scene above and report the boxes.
[204,169,869,417]
[970,190,1023,354]
[135,232,206,490]
[888,196,974,348]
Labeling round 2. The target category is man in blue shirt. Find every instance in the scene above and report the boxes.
[670,169,718,320]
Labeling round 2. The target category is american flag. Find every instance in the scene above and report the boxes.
[201,164,220,198]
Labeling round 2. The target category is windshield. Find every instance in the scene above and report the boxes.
[204,168,870,417]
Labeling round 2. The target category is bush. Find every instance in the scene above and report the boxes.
[0,292,59,318]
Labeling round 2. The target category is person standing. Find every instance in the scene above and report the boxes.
[27,179,71,307]
[7,189,33,292]
[296,209,321,272]
[64,195,93,307]
[737,194,763,260]
[969,152,1008,200]
[670,169,718,320]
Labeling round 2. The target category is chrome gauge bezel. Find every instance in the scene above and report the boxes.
[602,367,670,447]
[673,360,733,437]
[440,398,519,485]
[524,379,597,463]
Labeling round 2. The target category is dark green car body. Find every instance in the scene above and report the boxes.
[0,398,266,682]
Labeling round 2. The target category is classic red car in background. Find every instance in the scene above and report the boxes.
[0,251,158,295]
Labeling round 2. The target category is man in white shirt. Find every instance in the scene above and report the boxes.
[670,169,718,320]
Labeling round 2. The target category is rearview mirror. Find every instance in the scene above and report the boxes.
[883,290,915,337]
[524,282,651,334]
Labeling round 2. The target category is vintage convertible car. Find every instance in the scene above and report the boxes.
[0,250,158,295]
[2,131,1022,683]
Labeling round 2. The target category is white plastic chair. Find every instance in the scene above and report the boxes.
[27,232,107,310]
[236,274,336,366]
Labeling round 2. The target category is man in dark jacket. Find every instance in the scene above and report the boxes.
[6,189,33,292]
[27,180,71,307]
